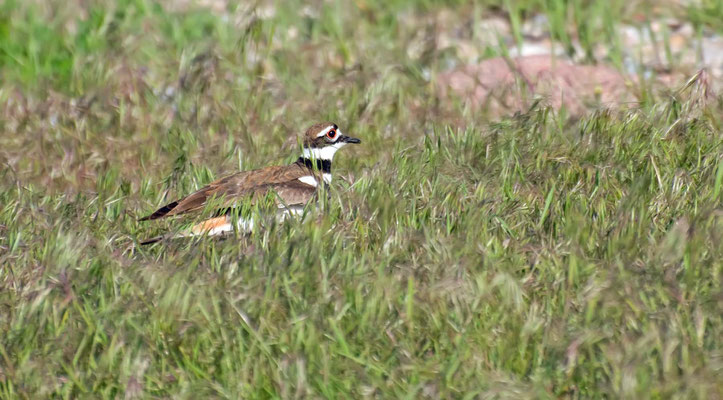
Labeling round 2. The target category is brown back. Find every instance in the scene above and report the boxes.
[139,161,316,220]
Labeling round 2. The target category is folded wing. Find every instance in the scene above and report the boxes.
[139,163,313,221]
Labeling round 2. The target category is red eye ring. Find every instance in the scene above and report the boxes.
[326,129,337,140]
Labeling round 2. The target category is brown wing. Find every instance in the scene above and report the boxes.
[139,162,312,221]
[187,181,317,233]
[267,179,319,207]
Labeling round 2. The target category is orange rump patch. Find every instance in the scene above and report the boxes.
[191,216,230,234]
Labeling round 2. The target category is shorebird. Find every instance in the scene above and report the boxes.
[139,122,360,244]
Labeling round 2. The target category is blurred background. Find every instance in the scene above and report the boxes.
[1,1,722,398]
[1,0,721,193]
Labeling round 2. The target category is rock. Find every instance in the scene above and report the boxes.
[521,14,549,40]
[437,55,635,117]
[476,16,511,46]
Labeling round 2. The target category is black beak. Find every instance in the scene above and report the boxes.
[340,135,361,144]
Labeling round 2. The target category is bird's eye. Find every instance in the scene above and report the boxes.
[326,129,337,140]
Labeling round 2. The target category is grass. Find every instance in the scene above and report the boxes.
[1,0,722,398]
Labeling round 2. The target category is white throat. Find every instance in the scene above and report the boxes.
[302,142,346,161]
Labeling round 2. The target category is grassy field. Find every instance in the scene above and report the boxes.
[1,0,722,398]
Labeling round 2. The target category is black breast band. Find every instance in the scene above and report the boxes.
[298,157,331,173]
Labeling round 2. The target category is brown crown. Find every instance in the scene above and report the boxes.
[303,121,337,148]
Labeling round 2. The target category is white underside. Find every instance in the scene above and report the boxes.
[297,174,332,186]
[298,175,318,187]
[187,205,307,238]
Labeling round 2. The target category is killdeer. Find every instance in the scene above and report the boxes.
[139,122,360,244]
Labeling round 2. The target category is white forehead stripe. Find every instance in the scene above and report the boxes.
[316,126,336,137]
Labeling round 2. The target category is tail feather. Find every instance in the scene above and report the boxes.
[140,235,166,245]
[139,201,179,221]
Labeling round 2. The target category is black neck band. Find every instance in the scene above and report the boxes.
[298,157,332,173]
